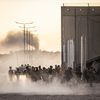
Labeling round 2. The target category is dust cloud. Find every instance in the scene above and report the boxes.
[0,51,94,95]
[0,73,93,95]
[0,31,98,95]
[0,52,99,95]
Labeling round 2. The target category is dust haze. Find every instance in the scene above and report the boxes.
[0,31,97,95]
[0,51,98,95]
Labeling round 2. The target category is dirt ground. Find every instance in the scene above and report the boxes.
[0,94,100,100]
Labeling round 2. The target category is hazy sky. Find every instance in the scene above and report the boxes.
[0,0,99,53]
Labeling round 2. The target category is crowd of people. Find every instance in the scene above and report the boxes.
[8,64,63,82]
[8,61,100,84]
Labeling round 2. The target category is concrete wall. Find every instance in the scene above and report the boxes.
[61,6,100,68]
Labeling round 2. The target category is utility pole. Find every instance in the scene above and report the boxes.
[19,26,35,51]
[16,22,33,64]
[25,27,36,64]
[16,22,33,52]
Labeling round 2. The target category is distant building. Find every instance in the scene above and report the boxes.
[61,4,100,70]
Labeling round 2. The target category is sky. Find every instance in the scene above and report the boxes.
[0,0,99,53]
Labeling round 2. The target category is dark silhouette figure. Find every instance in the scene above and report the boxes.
[64,67,73,81]
[8,66,13,81]
[15,68,20,80]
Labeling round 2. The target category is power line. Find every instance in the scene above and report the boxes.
[16,21,33,64]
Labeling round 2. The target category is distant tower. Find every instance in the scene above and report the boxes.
[61,3,100,70]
